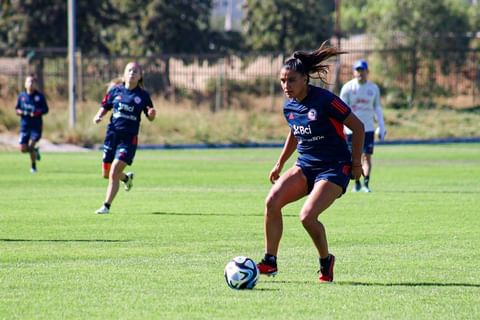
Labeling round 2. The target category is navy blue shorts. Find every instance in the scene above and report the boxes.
[18,124,42,145]
[296,161,352,195]
[102,130,138,166]
[347,131,375,155]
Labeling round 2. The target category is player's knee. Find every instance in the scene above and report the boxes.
[299,211,317,229]
[265,191,283,214]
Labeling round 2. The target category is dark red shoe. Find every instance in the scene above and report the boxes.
[318,254,335,282]
[256,260,278,276]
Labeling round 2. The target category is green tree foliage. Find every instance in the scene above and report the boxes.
[339,0,369,34]
[0,0,123,55]
[340,0,474,107]
[366,0,472,106]
[242,0,335,53]
[106,0,244,56]
[0,0,67,53]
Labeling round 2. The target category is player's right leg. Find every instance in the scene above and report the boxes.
[258,166,308,276]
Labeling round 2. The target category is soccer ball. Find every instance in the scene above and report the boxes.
[224,256,259,290]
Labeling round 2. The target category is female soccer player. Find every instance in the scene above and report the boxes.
[256,43,365,282]
[15,74,49,173]
[93,62,156,214]
[340,59,386,192]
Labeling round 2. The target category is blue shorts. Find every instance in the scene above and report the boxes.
[102,130,138,166]
[18,123,42,145]
[347,131,375,155]
[296,161,352,195]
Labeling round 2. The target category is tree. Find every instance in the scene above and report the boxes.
[0,0,123,55]
[242,0,335,53]
[364,0,472,107]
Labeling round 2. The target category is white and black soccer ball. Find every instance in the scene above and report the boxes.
[224,256,259,290]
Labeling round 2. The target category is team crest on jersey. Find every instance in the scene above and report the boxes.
[115,96,122,101]
[134,96,142,104]
[34,95,40,102]
[288,112,294,120]
[307,109,317,121]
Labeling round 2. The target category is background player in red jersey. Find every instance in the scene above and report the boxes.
[93,62,156,214]
[256,43,365,282]
[15,74,49,173]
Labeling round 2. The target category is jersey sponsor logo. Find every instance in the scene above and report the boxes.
[299,135,324,144]
[118,102,135,112]
[22,103,35,112]
[134,96,141,104]
[113,112,138,121]
[307,109,317,121]
[293,124,312,135]
[355,98,371,104]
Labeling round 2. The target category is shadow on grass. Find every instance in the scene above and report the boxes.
[151,211,298,217]
[264,280,480,288]
[0,239,130,242]
[338,281,480,288]
[382,190,479,194]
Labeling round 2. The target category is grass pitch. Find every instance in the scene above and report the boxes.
[1,145,479,319]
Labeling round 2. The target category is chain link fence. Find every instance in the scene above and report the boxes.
[0,38,478,109]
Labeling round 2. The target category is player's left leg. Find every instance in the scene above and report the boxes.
[299,180,342,282]
[28,140,38,172]
[362,153,372,192]
[105,159,128,204]
[362,132,375,192]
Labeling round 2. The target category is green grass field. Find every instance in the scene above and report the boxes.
[1,145,479,319]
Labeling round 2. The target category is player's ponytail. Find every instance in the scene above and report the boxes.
[283,41,346,85]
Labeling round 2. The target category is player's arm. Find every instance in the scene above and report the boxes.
[374,85,386,140]
[15,97,24,116]
[269,130,297,183]
[146,107,156,121]
[94,91,114,124]
[40,96,49,116]
[93,107,109,124]
[32,98,48,117]
[344,113,365,180]
[144,95,156,121]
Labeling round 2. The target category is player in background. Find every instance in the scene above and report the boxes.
[93,62,156,214]
[256,42,365,282]
[15,74,49,173]
[340,59,386,193]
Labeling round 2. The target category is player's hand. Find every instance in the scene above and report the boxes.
[351,165,363,180]
[377,127,386,141]
[93,115,102,124]
[269,163,283,184]
[147,107,156,120]
[16,109,23,116]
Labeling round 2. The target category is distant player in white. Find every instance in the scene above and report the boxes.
[340,59,385,192]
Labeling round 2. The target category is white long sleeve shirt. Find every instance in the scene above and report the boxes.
[340,78,385,135]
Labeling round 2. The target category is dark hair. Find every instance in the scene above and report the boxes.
[283,41,346,85]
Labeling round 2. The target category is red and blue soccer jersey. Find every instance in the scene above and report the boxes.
[102,84,154,135]
[15,91,49,126]
[283,86,351,167]
[15,91,49,143]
